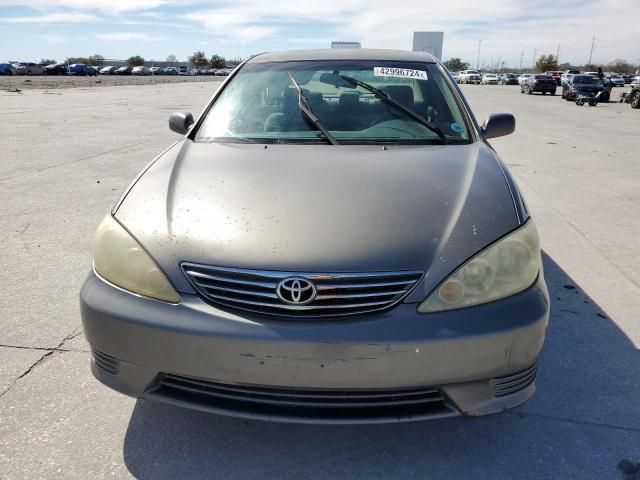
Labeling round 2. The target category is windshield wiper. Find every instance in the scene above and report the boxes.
[287,73,338,145]
[339,74,447,144]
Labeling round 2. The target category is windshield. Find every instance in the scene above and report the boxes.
[194,60,471,145]
[573,75,598,84]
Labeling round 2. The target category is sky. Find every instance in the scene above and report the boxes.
[0,0,639,68]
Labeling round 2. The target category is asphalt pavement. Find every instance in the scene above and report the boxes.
[0,80,638,479]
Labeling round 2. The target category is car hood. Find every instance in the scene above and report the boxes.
[115,140,520,297]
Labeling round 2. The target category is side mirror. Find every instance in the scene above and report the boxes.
[481,113,515,139]
[169,112,194,135]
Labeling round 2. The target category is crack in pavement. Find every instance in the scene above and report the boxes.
[0,140,149,184]
[0,329,84,400]
[0,343,89,353]
[506,410,640,434]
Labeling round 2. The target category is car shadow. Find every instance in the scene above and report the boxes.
[122,252,640,479]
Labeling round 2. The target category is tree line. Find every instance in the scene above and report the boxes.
[37,52,229,68]
[443,55,639,73]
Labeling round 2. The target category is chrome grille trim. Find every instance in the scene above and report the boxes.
[182,263,424,318]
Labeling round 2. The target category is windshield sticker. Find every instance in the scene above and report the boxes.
[373,67,428,80]
[451,123,465,133]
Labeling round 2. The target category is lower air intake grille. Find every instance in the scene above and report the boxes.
[490,363,538,397]
[149,374,456,423]
[181,263,424,318]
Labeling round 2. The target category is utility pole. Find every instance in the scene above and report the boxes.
[519,51,524,71]
[476,40,482,70]
[587,36,596,66]
[532,48,537,70]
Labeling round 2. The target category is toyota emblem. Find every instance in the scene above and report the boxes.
[276,277,317,305]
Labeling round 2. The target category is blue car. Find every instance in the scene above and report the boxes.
[0,63,17,75]
[67,64,97,76]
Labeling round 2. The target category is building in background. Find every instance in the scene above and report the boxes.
[412,32,444,59]
[331,41,362,49]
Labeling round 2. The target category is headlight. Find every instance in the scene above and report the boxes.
[418,220,540,313]
[93,215,181,303]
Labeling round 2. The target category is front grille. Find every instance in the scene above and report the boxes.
[91,348,120,375]
[182,263,424,318]
[490,363,538,397]
[148,374,455,423]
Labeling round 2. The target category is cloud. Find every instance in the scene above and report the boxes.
[180,10,280,43]
[95,32,167,41]
[40,34,67,43]
[180,0,640,65]
[0,0,172,13]
[0,11,95,23]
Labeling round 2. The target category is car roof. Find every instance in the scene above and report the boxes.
[249,48,438,64]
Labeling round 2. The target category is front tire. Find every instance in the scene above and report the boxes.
[632,91,640,109]
[527,86,533,95]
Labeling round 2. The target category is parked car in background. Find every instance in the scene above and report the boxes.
[562,74,605,101]
[521,74,557,95]
[622,74,634,85]
[631,76,640,87]
[163,67,178,75]
[99,66,116,75]
[44,63,68,75]
[517,74,531,85]
[68,64,97,76]
[115,66,133,75]
[561,70,581,85]
[80,48,549,424]
[451,71,461,83]
[605,73,625,87]
[132,66,149,76]
[499,73,518,85]
[15,62,45,75]
[545,71,563,85]
[149,66,162,75]
[459,69,481,84]
[0,63,17,75]
[481,73,499,84]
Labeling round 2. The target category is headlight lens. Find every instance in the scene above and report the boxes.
[418,220,540,313]
[93,215,181,303]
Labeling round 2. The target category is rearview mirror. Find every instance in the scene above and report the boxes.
[169,112,194,135]
[318,72,353,88]
[481,113,515,139]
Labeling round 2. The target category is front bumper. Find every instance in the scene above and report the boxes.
[531,85,557,92]
[81,272,549,423]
